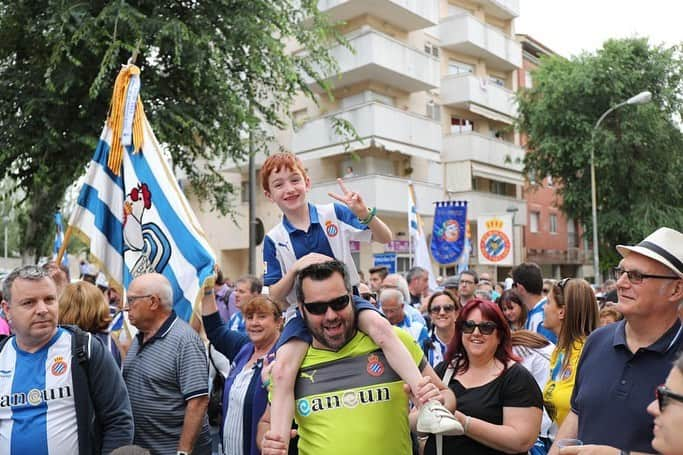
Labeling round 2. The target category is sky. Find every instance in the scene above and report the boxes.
[515,0,682,58]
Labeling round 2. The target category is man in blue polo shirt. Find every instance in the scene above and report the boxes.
[550,227,683,455]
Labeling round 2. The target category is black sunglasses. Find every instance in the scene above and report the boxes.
[361,292,377,301]
[656,385,683,411]
[430,304,456,314]
[460,320,497,335]
[612,267,678,285]
[303,294,351,315]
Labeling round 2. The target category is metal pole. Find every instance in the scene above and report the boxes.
[248,130,256,275]
[3,221,7,260]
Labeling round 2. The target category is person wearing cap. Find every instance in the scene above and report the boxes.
[441,275,459,294]
[550,227,683,455]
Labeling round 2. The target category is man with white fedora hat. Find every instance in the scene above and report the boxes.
[550,227,683,455]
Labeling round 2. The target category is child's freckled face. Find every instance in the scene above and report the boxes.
[265,167,310,211]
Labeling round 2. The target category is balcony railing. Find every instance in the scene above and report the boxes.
[292,101,441,160]
[316,0,439,31]
[438,14,521,71]
[469,0,520,20]
[304,28,440,93]
[442,132,524,171]
[441,73,517,120]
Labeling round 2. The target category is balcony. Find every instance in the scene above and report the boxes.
[438,14,521,71]
[316,0,439,31]
[441,73,517,121]
[310,174,443,215]
[442,132,524,171]
[469,0,520,20]
[292,101,442,161]
[305,28,440,93]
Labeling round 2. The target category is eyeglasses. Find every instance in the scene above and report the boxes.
[126,294,152,306]
[612,267,678,284]
[303,294,351,315]
[361,292,377,301]
[460,320,497,335]
[656,385,683,411]
[430,304,456,314]
[459,280,475,285]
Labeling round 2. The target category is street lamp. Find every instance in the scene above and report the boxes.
[590,90,652,285]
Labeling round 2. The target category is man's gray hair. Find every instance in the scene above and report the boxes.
[406,266,427,284]
[141,273,174,310]
[379,288,404,306]
[2,265,50,304]
[382,273,410,303]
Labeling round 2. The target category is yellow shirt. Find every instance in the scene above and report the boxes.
[543,339,585,425]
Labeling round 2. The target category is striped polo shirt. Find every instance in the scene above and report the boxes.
[123,312,211,455]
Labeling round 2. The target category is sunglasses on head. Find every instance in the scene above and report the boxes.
[430,304,456,314]
[361,292,377,301]
[656,384,683,411]
[460,320,497,335]
[303,294,351,315]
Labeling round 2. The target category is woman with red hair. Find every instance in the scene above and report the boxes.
[423,299,543,455]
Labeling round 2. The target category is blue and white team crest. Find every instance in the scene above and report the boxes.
[67,64,215,321]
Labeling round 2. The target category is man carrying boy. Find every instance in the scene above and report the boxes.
[260,153,461,446]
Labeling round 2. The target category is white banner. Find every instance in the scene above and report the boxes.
[477,215,514,266]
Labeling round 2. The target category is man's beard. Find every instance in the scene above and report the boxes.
[302,310,356,351]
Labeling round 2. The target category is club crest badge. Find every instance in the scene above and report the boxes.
[366,353,385,377]
[325,221,339,238]
[51,356,68,376]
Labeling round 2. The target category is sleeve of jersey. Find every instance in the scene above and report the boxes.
[333,203,372,242]
[263,235,283,286]
[393,326,426,369]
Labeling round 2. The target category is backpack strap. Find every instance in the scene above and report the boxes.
[0,335,10,352]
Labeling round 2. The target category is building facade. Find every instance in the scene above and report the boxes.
[189,0,528,283]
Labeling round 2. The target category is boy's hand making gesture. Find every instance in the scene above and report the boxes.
[328,178,370,219]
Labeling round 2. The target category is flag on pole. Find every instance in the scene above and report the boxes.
[53,212,68,267]
[66,64,215,321]
[457,221,472,275]
[430,201,468,265]
[408,182,437,290]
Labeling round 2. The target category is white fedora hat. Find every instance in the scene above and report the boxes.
[616,227,683,278]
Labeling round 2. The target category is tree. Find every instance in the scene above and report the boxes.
[0,1,346,257]
[517,38,683,271]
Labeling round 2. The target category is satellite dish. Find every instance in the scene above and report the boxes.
[255,218,265,246]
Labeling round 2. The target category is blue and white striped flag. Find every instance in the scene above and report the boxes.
[67,65,215,321]
[408,182,437,290]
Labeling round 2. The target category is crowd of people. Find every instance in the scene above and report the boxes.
[0,152,681,455]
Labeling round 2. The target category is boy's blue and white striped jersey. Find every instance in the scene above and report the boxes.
[0,328,78,454]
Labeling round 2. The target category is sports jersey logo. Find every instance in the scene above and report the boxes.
[297,399,311,417]
[300,370,317,383]
[366,354,384,377]
[50,356,68,376]
[0,385,72,408]
[325,221,339,238]
[561,367,572,381]
[342,391,359,408]
[27,389,43,406]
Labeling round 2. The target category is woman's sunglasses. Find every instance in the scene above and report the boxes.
[430,304,456,314]
[656,385,683,411]
[460,320,497,335]
[303,294,351,316]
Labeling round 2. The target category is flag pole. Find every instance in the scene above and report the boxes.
[56,225,72,266]
[408,182,413,267]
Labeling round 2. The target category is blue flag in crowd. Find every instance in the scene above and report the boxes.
[67,65,215,321]
[430,201,468,265]
[53,212,68,267]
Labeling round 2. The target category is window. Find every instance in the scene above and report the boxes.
[451,117,473,134]
[567,218,578,247]
[489,76,505,87]
[530,212,539,233]
[549,214,558,234]
[525,70,533,88]
[447,60,474,76]
[426,101,441,121]
[397,256,411,274]
[424,42,439,58]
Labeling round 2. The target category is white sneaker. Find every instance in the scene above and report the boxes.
[416,400,464,435]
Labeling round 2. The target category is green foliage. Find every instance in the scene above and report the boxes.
[0,0,345,255]
[517,38,683,271]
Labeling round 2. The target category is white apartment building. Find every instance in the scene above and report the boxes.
[189,0,527,282]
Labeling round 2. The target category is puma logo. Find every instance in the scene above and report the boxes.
[300,370,317,383]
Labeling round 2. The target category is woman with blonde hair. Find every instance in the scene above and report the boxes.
[59,281,121,366]
[542,278,598,426]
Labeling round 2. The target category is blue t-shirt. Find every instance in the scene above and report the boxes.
[525,297,557,344]
[0,328,79,454]
[228,311,246,334]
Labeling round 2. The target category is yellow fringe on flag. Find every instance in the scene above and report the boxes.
[106,64,145,175]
